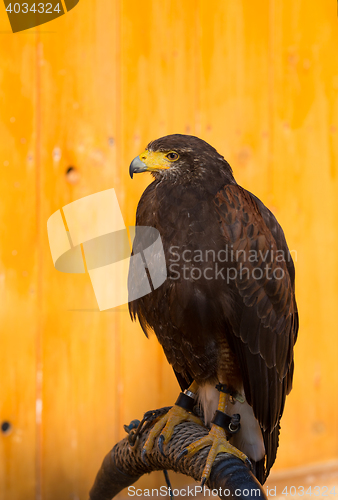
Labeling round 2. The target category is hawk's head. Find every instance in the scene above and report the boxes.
[129,134,235,184]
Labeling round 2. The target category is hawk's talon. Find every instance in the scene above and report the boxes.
[142,404,204,460]
[177,448,188,461]
[184,423,249,485]
[158,434,166,457]
[245,457,253,470]
[141,448,149,466]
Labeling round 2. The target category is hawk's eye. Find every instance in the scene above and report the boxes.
[166,152,179,161]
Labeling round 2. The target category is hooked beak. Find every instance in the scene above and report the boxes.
[129,156,148,179]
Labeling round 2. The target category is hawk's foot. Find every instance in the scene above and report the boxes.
[142,404,203,460]
[181,423,251,486]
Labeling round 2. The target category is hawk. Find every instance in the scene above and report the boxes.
[128,134,298,485]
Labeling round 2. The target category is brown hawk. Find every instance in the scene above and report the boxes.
[128,134,298,485]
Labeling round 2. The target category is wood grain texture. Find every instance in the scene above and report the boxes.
[0,0,337,497]
[268,0,338,469]
[0,20,37,500]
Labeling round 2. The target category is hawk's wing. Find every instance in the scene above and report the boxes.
[214,184,298,480]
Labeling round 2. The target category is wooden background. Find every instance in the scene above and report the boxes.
[0,0,338,498]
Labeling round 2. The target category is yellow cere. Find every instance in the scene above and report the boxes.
[139,150,177,171]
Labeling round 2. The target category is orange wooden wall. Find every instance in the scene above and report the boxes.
[0,1,338,498]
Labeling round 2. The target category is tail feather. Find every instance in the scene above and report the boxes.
[253,422,281,484]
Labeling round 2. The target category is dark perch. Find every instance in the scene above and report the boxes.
[89,408,267,500]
